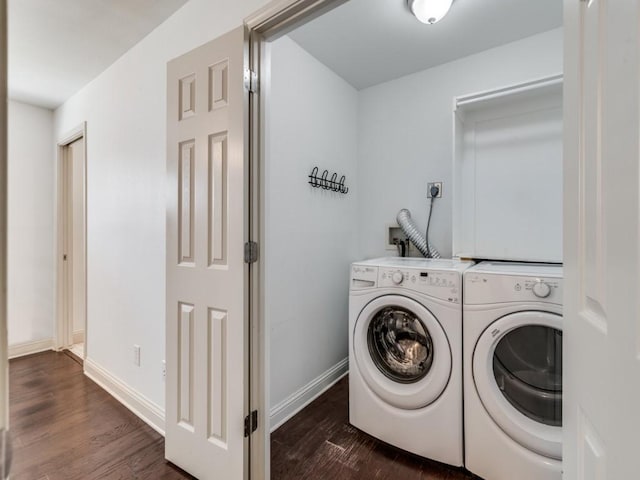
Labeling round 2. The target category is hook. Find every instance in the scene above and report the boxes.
[309,166,319,188]
[321,170,329,189]
[308,167,348,194]
[330,173,338,192]
[339,176,348,194]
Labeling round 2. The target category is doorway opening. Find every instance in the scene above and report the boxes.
[56,123,87,361]
[249,0,563,478]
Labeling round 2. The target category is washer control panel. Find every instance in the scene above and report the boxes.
[350,259,471,304]
[378,268,461,303]
[465,273,562,305]
[350,265,378,290]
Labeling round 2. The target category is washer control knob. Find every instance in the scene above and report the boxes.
[532,280,551,298]
[392,271,404,285]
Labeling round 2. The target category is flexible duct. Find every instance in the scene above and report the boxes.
[396,209,441,259]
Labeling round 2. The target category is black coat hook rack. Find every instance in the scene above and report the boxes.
[308,167,349,194]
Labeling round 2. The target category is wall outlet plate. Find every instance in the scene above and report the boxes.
[427,182,443,198]
[133,344,141,366]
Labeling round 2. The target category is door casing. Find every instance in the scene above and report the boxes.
[244,1,350,478]
[55,123,87,355]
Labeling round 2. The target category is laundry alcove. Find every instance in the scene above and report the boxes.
[263,2,564,477]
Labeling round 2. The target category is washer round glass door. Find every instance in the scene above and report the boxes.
[354,295,452,410]
[473,311,562,460]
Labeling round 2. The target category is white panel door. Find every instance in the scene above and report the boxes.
[564,1,640,479]
[166,26,248,479]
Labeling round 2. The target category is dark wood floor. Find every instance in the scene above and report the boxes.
[9,351,194,480]
[10,352,476,479]
[271,376,477,480]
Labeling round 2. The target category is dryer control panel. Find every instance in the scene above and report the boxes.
[465,273,563,305]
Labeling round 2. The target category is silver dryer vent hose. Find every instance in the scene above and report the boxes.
[396,209,441,259]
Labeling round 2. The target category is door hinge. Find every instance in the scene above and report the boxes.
[244,241,259,264]
[244,69,259,94]
[244,410,258,437]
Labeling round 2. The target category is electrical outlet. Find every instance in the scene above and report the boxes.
[162,360,166,379]
[133,344,141,366]
[427,182,443,198]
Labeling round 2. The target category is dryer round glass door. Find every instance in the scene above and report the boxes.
[473,311,563,460]
[354,295,452,410]
[493,325,562,426]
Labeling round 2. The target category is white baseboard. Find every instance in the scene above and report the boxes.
[72,331,85,344]
[84,357,165,436]
[8,338,53,359]
[270,357,349,433]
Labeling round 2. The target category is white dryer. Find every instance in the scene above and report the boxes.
[349,257,472,467]
[463,262,563,480]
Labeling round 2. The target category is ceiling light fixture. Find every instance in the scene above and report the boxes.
[408,0,454,24]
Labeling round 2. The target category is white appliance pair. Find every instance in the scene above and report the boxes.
[349,258,563,480]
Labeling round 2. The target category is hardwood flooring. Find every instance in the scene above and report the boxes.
[271,376,477,480]
[10,352,476,479]
[9,351,194,480]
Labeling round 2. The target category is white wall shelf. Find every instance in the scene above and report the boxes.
[452,74,563,263]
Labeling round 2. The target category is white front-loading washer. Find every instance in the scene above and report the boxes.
[349,257,472,467]
[464,262,563,480]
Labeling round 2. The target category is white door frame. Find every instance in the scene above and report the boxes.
[0,0,9,476]
[54,123,87,356]
[244,1,349,478]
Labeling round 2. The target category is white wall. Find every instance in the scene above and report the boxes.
[357,28,564,259]
[266,36,358,412]
[8,100,54,346]
[263,28,563,419]
[54,0,270,410]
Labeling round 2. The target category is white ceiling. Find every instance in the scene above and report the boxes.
[8,0,188,109]
[288,0,563,90]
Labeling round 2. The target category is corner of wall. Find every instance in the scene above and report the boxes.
[270,358,348,433]
[84,356,165,436]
